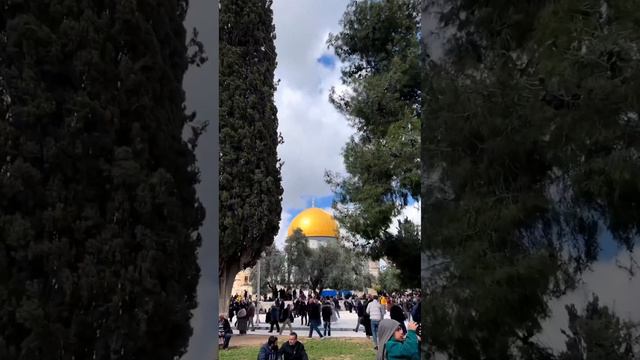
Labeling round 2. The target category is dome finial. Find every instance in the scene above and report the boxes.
[311,197,315,208]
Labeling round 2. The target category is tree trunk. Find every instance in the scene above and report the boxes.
[219,262,241,315]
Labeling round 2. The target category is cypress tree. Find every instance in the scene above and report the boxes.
[1,1,205,359]
[219,0,283,313]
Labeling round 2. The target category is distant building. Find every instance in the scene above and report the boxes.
[231,268,253,299]
[230,206,380,297]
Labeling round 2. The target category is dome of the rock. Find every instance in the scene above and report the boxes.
[287,207,339,238]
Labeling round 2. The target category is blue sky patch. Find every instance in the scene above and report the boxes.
[287,194,335,221]
[317,54,336,70]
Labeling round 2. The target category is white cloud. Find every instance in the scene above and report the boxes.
[274,209,293,249]
[275,62,352,211]
[273,0,353,210]
[272,1,351,92]
[271,0,353,248]
[388,201,422,235]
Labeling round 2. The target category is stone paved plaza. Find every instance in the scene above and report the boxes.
[229,307,413,339]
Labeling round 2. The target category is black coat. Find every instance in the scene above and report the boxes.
[308,303,321,322]
[321,304,333,322]
[270,306,280,324]
[281,308,292,322]
[298,302,307,315]
[280,341,309,360]
[220,319,232,334]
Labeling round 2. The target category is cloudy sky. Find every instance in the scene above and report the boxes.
[270,0,353,249]
[271,0,421,249]
[537,246,640,351]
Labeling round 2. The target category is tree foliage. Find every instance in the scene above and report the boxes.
[558,295,639,360]
[0,1,205,359]
[284,229,313,286]
[219,0,283,312]
[423,0,640,358]
[377,264,403,294]
[284,231,372,294]
[327,0,422,287]
[373,218,420,288]
[250,244,285,297]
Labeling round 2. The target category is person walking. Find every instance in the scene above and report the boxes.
[307,298,324,338]
[299,299,308,326]
[258,335,280,360]
[256,299,262,325]
[236,305,249,335]
[330,299,338,323]
[354,298,365,332]
[332,297,341,319]
[377,320,420,360]
[363,296,373,339]
[321,300,333,337]
[268,301,281,333]
[228,300,235,324]
[247,301,256,331]
[367,295,386,349]
[280,304,294,335]
[280,332,309,360]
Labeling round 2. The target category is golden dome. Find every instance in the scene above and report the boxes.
[287,207,339,238]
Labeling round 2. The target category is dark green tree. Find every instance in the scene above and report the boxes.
[558,295,639,360]
[284,233,372,295]
[324,244,374,292]
[422,1,640,358]
[284,229,313,286]
[0,1,206,359]
[249,244,285,298]
[377,264,403,294]
[219,0,283,314]
[327,0,422,288]
[372,219,421,288]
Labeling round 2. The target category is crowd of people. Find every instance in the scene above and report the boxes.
[219,290,422,359]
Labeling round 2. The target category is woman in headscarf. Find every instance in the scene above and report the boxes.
[376,319,420,360]
[236,304,248,335]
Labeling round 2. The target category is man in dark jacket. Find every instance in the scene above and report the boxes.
[298,299,308,325]
[307,298,323,338]
[269,301,280,333]
[280,332,309,360]
[321,300,333,337]
[353,299,365,332]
